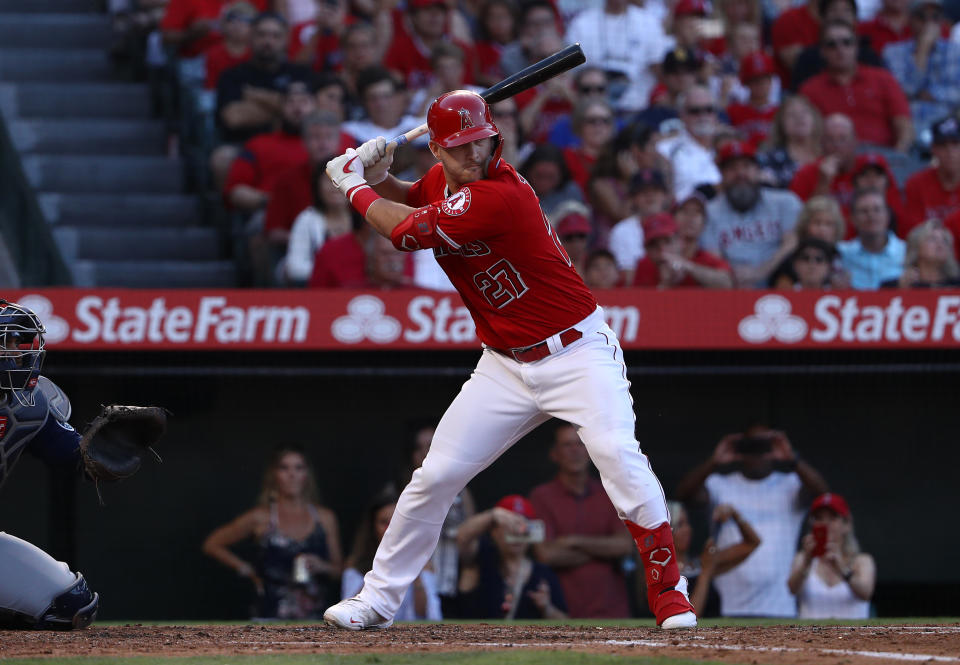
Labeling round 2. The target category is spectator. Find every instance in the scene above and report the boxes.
[490,97,527,166]
[703,0,765,61]
[883,0,960,138]
[223,78,317,214]
[633,211,735,288]
[671,0,711,53]
[861,0,920,54]
[202,444,343,620]
[204,2,256,90]
[608,168,671,283]
[850,152,906,232]
[288,0,350,72]
[777,237,840,288]
[771,0,822,83]
[791,0,884,90]
[703,140,803,286]
[715,23,775,107]
[583,249,622,289]
[726,52,779,148]
[342,489,442,622]
[675,427,829,618]
[382,423,476,618]
[789,113,901,221]
[838,188,906,288]
[456,495,568,620]
[384,0,476,91]
[771,195,851,287]
[657,85,724,201]
[788,493,876,618]
[409,43,483,117]
[515,34,577,145]
[883,220,960,286]
[903,115,960,233]
[338,24,381,109]
[799,20,913,151]
[263,110,349,252]
[528,423,632,619]
[550,67,611,149]
[475,0,518,87]
[645,48,704,126]
[563,99,616,196]
[213,12,312,185]
[500,0,560,77]
[520,145,583,219]
[279,160,355,285]
[553,202,593,277]
[566,0,674,112]
[757,95,823,188]
[308,224,414,288]
[342,67,423,146]
[314,71,349,120]
[666,500,761,618]
[162,0,268,57]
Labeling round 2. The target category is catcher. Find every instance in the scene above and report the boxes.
[0,299,166,630]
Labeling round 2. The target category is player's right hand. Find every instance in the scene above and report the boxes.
[357,137,395,185]
[326,148,367,196]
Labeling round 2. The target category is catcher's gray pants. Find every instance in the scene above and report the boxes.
[0,532,78,621]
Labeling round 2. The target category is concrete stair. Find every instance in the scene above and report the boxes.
[0,1,236,287]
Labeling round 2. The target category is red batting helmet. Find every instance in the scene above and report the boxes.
[427,90,500,148]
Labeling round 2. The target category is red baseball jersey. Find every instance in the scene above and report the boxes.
[390,161,598,349]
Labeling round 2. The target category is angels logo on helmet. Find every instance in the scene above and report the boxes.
[458,108,474,130]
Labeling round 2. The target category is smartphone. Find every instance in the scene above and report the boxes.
[735,436,773,455]
[811,523,828,557]
[504,519,545,544]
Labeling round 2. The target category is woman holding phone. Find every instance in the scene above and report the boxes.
[788,493,875,618]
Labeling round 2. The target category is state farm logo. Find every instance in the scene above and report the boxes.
[738,295,807,344]
[332,295,401,344]
[18,295,69,344]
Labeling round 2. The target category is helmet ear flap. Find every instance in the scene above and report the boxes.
[485,134,504,178]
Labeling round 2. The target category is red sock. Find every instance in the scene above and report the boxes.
[625,520,695,623]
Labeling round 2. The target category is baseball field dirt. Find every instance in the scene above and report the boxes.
[2,622,959,664]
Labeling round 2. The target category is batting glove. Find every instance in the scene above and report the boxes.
[326,148,366,197]
[356,136,395,185]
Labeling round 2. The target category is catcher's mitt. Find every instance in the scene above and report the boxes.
[79,405,166,485]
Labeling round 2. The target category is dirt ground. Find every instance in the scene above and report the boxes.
[2,623,960,664]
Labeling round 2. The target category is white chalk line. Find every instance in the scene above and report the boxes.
[220,637,960,662]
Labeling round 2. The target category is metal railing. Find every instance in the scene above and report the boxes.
[0,112,72,286]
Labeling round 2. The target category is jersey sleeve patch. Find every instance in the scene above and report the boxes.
[440,187,472,217]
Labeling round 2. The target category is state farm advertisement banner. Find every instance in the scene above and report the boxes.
[5,289,960,351]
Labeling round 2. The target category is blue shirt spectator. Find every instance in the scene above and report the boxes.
[837,190,906,289]
[882,1,960,137]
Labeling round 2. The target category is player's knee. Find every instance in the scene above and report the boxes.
[403,457,469,516]
[37,573,99,630]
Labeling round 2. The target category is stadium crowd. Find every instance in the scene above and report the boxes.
[202,424,875,621]
[102,0,960,291]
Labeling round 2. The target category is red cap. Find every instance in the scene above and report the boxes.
[496,495,538,520]
[642,213,678,244]
[810,493,851,519]
[557,213,592,237]
[853,152,890,177]
[739,51,776,84]
[674,0,711,16]
[716,140,756,166]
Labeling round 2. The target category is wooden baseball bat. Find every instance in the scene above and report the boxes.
[391,43,586,148]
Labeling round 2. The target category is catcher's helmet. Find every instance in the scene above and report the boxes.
[0,299,46,406]
[427,90,499,148]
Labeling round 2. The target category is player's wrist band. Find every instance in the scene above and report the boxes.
[346,183,381,217]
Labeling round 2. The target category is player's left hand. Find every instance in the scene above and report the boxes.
[326,148,367,196]
[767,430,795,462]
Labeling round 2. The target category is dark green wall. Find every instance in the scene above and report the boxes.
[1,350,957,619]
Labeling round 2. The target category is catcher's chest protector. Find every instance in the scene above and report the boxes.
[0,389,48,491]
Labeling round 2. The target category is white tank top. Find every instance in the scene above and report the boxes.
[797,562,871,619]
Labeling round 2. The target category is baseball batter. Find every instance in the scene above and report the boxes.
[323,91,696,630]
[0,299,164,630]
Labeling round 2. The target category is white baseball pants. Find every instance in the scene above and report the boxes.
[357,307,670,620]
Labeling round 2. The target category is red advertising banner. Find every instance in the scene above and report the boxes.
[4,288,960,351]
